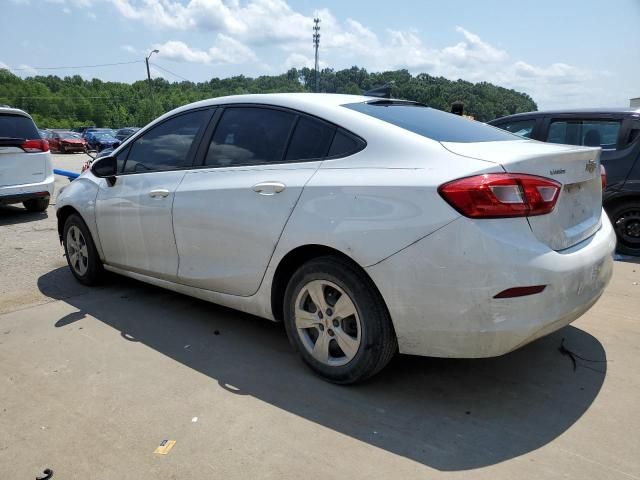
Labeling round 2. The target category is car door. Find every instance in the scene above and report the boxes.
[542,114,627,188]
[95,108,212,280]
[173,106,337,296]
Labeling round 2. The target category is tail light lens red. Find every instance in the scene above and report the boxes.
[600,164,606,190]
[439,173,561,218]
[21,139,49,153]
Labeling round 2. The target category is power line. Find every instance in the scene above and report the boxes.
[150,62,191,82]
[5,60,142,71]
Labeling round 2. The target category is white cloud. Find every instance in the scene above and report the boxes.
[87,11,97,20]
[283,53,327,70]
[153,35,256,65]
[16,64,38,76]
[120,44,137,54]
[107,0,604,108]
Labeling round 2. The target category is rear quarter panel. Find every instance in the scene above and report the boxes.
[269,138,503,269]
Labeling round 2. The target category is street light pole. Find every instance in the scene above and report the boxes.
[145,49,159,122]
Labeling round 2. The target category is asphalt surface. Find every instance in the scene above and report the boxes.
[0,153,639,479]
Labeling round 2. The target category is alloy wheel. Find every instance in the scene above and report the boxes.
[294,279,361,367]
[66,225,89,276]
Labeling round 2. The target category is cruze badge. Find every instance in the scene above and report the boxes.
[550,169,566,175]
[585,159,597,173]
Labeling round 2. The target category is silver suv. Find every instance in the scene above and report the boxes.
[0,107,54,212]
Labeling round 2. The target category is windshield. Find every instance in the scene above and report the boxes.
[61,131,81,139]
[94,133,115,140]
[344,101,518,143]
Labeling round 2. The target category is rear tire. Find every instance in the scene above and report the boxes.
[63,214,104,285]
[23,197,49,212]
[283,255,397,384]
[609,201,640,256]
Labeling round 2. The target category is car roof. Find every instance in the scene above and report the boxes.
[491,107,640,122]
[0,107,32,118]
[164,93,374,117]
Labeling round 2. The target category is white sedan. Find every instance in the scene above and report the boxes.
[56,94,615,383]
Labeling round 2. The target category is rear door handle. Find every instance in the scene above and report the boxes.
[252,181,286,195]
[149,188,170,198]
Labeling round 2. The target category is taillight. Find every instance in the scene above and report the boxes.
[21,139,49,153]
[438,173,561,218]
[600,164,606,190]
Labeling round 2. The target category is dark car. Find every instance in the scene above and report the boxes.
[89,132,120,152]
[84,129,116,150]
[489,108,640,255]
[48,130,87,153]
[114,127,140,142]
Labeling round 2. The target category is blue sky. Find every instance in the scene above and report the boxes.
[1,0,639,109]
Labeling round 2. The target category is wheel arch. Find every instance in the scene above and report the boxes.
[56,205,82,243]
[270,244,391,323]
[603,192,640,211]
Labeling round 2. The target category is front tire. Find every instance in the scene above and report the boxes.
[283,256,397,384]
[23,197,49,212]
[609,201,640,256]
[63,214,104,285]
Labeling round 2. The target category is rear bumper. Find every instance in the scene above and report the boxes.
[366,211,616,358]
[0,175,55,205]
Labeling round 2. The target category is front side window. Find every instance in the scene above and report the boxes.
[546,119,621,150]
[205,107,296,167]
[344,101,517,143]
[124,110,208,173]
[496,119,536,138]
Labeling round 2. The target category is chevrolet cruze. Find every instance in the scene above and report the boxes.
[56,94,615,383]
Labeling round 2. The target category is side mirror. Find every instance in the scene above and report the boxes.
[90,155,117,186]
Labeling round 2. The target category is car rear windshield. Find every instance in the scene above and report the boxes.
[343,101,517,143]
[0,113,40,139]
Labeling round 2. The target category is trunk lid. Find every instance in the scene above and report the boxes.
[441,139,602,250]
[0,145,47,186]
[0,112,47,187]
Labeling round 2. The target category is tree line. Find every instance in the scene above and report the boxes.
[0,66,537,129]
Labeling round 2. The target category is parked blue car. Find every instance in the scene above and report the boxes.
[87,132,120,152]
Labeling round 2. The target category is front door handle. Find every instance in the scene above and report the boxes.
[252,181,286,195]
[149,188,170,198]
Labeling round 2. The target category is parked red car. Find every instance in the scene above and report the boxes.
[48,131,87,153]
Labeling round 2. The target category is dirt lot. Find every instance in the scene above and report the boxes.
[1,153,639,479]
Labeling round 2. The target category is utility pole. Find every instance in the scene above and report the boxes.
[145,49,159,121]
[313,17,321,93]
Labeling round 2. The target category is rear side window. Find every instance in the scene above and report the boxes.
[124,110,208,173]
[0,114,39,139]
[328,130,365,157]
[495,119,536,138]
[547,119,621,150]
[344,102,517,143]
[285,116,335,161]
[205,107,296,167]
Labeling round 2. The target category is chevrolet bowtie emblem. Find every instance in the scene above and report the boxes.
[585,159,597,173]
